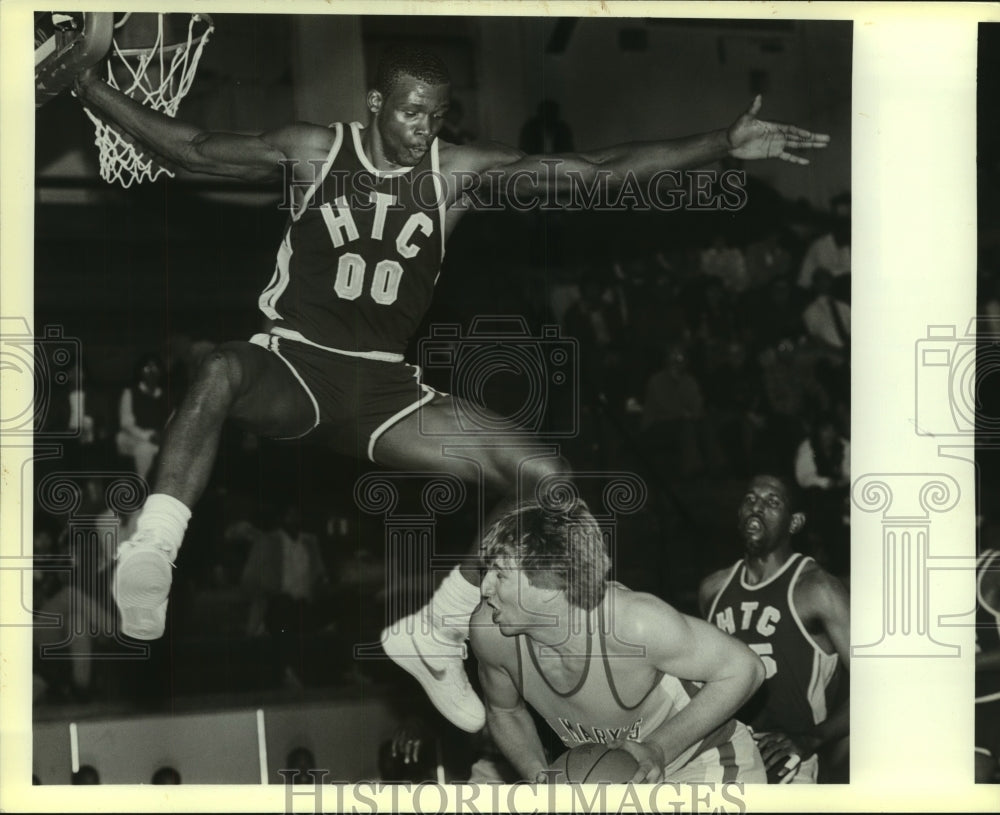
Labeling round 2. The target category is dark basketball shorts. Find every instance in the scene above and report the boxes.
[250,330,442,461]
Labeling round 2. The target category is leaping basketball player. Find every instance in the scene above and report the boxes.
[470,499,767,782]
[73,46,829,734]
[699,474,850,782]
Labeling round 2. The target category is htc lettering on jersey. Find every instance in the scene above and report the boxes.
[319,193,433,257]
[714,601,781,637]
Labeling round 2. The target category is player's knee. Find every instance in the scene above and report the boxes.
[193,345,247,402]
[524,454,572,487]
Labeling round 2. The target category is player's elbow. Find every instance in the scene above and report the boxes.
[180,132,273,180]
[484,701,523,731]
[176,132,217,175]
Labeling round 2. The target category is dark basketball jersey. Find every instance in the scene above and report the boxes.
[706,553,842,736]
[514,596,738,775]
[976,549,1000,701]
[258,122,447,356]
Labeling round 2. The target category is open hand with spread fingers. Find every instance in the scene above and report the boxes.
[727,94,831,165]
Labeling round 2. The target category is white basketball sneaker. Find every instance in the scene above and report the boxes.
[381,610,485,733]
[113,529,178,640]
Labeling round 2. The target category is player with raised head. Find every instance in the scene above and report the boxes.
[470,499,767,782]
[699,474,850,783]
[72,45,829,734]
[975,547,1000,783]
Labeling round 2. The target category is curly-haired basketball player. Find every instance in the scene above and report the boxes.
[470,500,767,783]
[73,46,829,734]
[699,474,850,783]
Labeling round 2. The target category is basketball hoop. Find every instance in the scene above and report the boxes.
[82,13,214,188]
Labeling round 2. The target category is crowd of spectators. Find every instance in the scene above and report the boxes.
[536,192,852,577]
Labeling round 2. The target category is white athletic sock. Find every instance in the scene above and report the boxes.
[133,493,192,553]
[428,565,481,644]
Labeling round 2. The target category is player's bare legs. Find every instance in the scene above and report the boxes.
[114,341,317,639]
[374,395,571,732]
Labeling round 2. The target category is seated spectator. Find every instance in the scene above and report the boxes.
[562,275,625,408]
[72,765,100,785]
[689,276,742,363]
[803,270,851,416]
[38,359,101,472]
[66,363,96,445]
[379,718,438,783]
[640,345,721,479]
[152,766,181,784]
[115,353,170,481]
[699,232,748,294]
[798,192,851,290]
[802,269,851,354]
[794,414,851,575]
[703,340,766,476]
[34,478,118,705]
[241,505,331,689]
[795,415,850,491]
[741,275,807,354]
[284,746,318,785]
[758,339,828,472]
[744,227,793,291]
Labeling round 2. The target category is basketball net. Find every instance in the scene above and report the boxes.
[82,13,213,188]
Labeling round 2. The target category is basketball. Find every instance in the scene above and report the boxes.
[547,743,640,783]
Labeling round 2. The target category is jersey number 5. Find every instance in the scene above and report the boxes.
[335,253,404,305]
[749,643,778,679]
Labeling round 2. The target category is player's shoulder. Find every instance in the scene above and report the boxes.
[604,584,684,644]
[793,555,843,590]
[792,557,849,613]
[697,565,736,615]
[438,138,524,175]
[264,121,339,163]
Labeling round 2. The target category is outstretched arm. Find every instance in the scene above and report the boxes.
[616,596,765,782]
[441,95,829,204]
[73,69,333,181]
